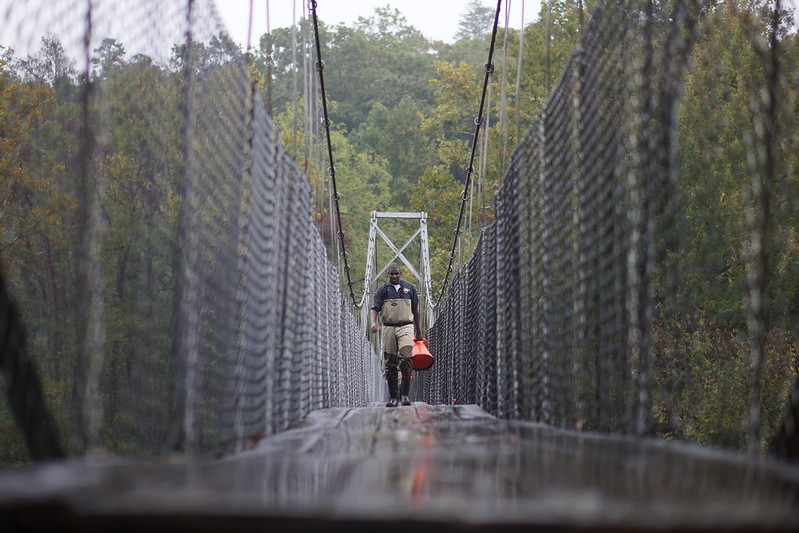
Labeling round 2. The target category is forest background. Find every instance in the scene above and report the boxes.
[1,0,798,463]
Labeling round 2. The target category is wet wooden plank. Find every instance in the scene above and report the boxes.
[1,403,798,532]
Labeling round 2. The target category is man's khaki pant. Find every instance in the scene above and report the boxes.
[383,323,414,380]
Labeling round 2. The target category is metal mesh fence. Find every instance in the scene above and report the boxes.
[417,0,799,455]
[0,0,380,462]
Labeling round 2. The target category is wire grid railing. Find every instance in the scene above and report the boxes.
[0,0,380,461]
[416,0,799,455]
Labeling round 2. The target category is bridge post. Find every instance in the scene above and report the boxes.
[364,211,435,355]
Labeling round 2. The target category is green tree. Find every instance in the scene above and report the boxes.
[255,8,437,133]
[652,0,799,450]
[1,38,84,455]
[92,38,126,80]
[91,51,184,451]
[351,96,437,207]
[454,0,497,41]
[414,60,487,283]
[409,165,463,286]
[275,98,393,294]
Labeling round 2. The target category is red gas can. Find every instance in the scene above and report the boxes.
[412,338,434,370]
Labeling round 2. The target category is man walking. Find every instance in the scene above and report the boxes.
[370,264,422,407]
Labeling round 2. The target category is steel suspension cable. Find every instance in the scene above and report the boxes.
[303,0,312,175]
[232,0,259,453]
[514,0,525,142]
[77,0,105,456]
[434,0,504,308]
[498,0,511,173]
[479,82,490,229]
[309,0,359,307]
[265,0,273,115]
[290,0,299,155]
[546,0,552,94]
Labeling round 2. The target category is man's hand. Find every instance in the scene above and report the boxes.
[370,322,379,333]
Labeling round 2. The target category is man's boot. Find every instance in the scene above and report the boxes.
[386,375,400,408]
[400,373,411,406]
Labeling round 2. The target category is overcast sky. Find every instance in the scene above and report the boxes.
[216,0,539,49]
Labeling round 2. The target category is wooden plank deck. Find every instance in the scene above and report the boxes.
[1,403,798,532]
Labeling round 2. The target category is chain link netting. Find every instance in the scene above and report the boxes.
[0,0,380,461]
[416,0,799,455]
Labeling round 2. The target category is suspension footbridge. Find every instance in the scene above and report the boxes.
[1,0,798,531]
